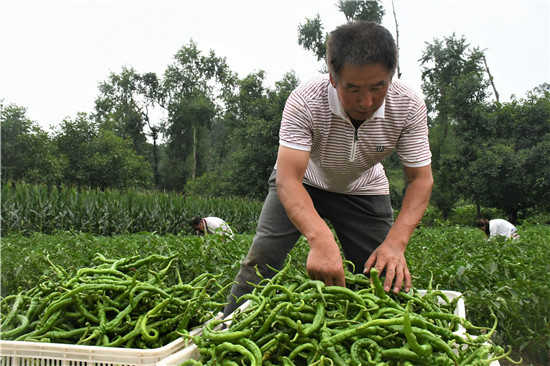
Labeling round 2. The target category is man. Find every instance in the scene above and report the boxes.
[223,21,433,317]
[189,216,234,240]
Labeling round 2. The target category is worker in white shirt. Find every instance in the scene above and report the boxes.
[189,216,234,240]
[476,218,519,240]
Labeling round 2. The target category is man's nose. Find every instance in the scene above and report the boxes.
[357,91,374,108]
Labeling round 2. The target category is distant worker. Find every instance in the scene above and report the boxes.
[476,218,519,240]
[189,216,234,239]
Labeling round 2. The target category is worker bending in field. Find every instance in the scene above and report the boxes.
[476,218,519,240]
[189,216,234,240]
[223,21,433,317]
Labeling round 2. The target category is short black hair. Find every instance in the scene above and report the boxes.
[326,21,398,83]
[189,216,203,227]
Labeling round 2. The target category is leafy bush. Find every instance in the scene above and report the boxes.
[407,225,550,364]
[447,203,505,226]
[419,204,447,227]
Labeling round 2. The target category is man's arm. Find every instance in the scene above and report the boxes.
[276,145,346,287]
[364,164,433,293]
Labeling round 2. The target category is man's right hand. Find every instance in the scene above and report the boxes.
[276,145,346,287]
[306,238,346,287]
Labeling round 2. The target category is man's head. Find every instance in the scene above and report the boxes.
[189,216,204,233]
[326,21,398,84]
[326,21,397,122]
[476,218,490,236]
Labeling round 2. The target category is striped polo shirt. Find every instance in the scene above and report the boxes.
[277,74,431,195]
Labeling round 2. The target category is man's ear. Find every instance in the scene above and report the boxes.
[329,73,337,88]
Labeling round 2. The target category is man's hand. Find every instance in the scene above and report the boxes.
[276,145,348,288]
[364,164,432,293]
[306,238,346,287]
[364,240,411,293]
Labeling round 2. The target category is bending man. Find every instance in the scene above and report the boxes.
[224,21,433,316]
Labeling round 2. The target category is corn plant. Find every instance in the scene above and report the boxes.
[1,182,263,235]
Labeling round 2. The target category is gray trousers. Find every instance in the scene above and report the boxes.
[223,170,394,317]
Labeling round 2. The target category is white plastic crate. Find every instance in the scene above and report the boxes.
[157,301,250,366]
[157,291,499,366]
[417,289,466,330]
[0,316,216,366]
[0,338,187,366]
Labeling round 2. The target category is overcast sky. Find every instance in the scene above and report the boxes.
[1,0,549,131]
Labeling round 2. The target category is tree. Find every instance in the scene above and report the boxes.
[297,14,327,62]
[54,113,152,189]
[222,71,300,199]
[159,40,234,190]
[420,34,550,221]
[1,102,65,185]
[463,85,550,221]
[298,1,385,64]
[87,129,153,190]
[54,113,98,186]
[94,66,150,157]
[337,0,385,22]
[137,72,163,186]
[419,34,490,217]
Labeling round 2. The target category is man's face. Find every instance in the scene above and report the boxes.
[193,222,204,232]
[330,63,392,122]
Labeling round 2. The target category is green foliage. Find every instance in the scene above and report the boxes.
[2,226,548,363]
[1,182,262,236]
[337,0,385,22]
[420,34,489,120]
[88,129,154,190]
[421,33,550,222]
[419,204,445,227]
[297,1,385,63]
[52,113,153,189]
[407,225,550,363]
[159,41,235,190]
[420,34,490,219]
[453,91,550,222]
[219,71,300,199]
[0,102,65,185]
[94,66,150,157]
[297,14,327,62]
[446,203,505,227]
[184,171,233,198]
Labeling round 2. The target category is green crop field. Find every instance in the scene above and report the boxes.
[1,183,549,364]
[2,226,549,364]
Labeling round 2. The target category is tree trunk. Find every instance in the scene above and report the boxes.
[144,112,160,187]
[192,125,197,180]
[392,0,402,79]
[151,131,159,186]
[482,55,499,103]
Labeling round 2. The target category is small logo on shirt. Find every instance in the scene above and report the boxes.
[376,146,385,152]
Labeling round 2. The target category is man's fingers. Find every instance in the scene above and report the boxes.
[333,274,346,288]
[308,270,346,288]
[393,267,405,293]
[404,267,412,292]
[383,265,395,292]
[363,254,376,275]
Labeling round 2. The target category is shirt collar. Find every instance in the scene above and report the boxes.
[327,81,386,122]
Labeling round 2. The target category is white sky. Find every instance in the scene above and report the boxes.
[1,0,549,131]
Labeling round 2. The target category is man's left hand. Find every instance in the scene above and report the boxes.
[364,242,411,293]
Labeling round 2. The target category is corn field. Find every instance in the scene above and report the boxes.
[1,182,263,236]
